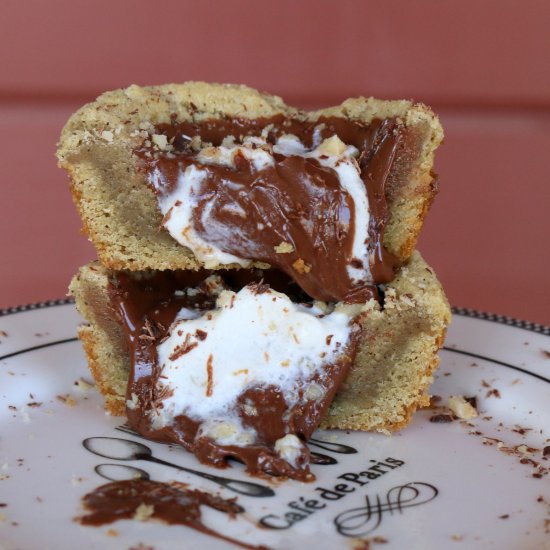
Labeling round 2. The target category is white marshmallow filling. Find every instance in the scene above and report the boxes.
[151,283,356,464]
[148,130,372,284]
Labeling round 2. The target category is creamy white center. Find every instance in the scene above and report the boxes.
[149,131,372,282]
[152,284,354,448]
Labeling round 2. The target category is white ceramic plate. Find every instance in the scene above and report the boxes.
[1,301,549,550]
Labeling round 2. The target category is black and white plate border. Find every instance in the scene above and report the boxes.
[1,298,548,336]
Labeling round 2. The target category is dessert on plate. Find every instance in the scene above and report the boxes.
[58,82,451,480]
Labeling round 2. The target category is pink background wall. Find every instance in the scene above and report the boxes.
[1,0,549,325]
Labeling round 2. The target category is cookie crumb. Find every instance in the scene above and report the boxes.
[152,134,169,151]
[100,130,114,143]
[274,241,294,254]
[448,395,478,420]
[134,503,155,521]
[56,394,77,407]
[292,258,311,274]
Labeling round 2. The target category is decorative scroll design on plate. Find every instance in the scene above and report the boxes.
[309,438,358,454]
[333,482,439,537]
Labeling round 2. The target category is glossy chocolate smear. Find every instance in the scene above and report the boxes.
[109,270,359,481]
[77,479,268,549]
[191,153,356,303]
[137,116,405,303]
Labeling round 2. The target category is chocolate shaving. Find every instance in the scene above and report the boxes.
[168,333,199,361]
[429,414,455,423]
[464,396,478,409]
[249,281,270,295]
[512,426,532,435]
[154,384,174,405]
[160,207,174,227]
[206,354,214,397]
[142,318,163,340]
[429,395,442,407]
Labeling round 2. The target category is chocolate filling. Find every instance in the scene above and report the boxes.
[137,115,412,303]
[78,479,268,549]
[111,114,416,481]
[109,270,360,481]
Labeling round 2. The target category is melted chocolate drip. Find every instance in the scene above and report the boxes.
[113,115,403,481]
[77,479,268,549]
[109,270,360,481]
[137,115,405,303]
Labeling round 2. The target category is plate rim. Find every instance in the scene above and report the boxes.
[1,297,548,336]
[2,300,549,549]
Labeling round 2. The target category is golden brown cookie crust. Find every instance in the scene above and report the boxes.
[58,82,443,272]
[70,250,451,431]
